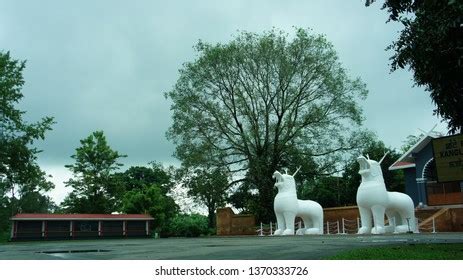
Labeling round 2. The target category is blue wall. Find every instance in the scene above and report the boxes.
[404,168,419,206]
[402,141,434,206]
[415,142,434,179]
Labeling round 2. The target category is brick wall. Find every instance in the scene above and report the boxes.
[324,206,360,222]
[216,208,256,236]
[217,206,463,236]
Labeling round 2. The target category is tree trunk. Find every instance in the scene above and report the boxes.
[248,157,278,223]
[207,207,215,228]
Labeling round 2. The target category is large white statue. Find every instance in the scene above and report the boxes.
[356,154,417,234]
[273,168,324,235]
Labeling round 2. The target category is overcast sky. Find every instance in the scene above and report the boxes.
[0,0,446,203]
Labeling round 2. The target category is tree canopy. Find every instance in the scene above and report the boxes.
[114,163,175,194]
[117,163,179,234]
[367,0,463,133]
[61,131,126,213]
[182,167,229,228]
[166,28,371,222]
[122,184,178,235]
[1,51,55,237]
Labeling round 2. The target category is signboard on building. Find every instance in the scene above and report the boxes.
[432,134,463,182]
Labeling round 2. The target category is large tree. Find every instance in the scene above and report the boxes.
[166,28,370,222]
[182,167,229,228]
[117,163,179,235]
[366,0,463,133]
[114,162,175,194]
[122,184,178,236]
[0,51,55,220]
[61,131,126,213]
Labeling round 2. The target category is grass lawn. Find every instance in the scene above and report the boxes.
[328,243,463,260]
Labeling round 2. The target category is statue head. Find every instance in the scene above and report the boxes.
[357,153,387,182]
[272,169,297,194]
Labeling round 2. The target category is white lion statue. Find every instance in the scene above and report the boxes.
[273,168,324,235]
[356,154,418,234]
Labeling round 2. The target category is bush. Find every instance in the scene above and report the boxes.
[166,214,210,237]
[0,230,9,243]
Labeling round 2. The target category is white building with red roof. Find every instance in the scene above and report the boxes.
[10,213,154,240]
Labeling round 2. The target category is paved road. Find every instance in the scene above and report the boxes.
[1,233,462,260]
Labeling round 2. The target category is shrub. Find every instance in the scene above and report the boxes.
[0,230,9,243]
[166,214,209,237]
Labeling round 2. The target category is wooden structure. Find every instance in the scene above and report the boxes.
[10,213,154,241]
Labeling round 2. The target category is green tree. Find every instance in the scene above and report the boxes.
[182,168,229,228]
[116,163,179,235]
[114,162,174,194]
[0,51,55,238]
[300,176,342,208]
[61,131,126,213]
[400,133,424,153]
[167,214,209,237]
[0,51,55,203]
[15,191,56,213]
[122,184,178,235]
[366,0,463,133]
[166,28,370,222]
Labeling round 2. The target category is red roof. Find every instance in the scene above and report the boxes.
[389,161,416,171]
[11,213,154,221]
[392,161,414,167]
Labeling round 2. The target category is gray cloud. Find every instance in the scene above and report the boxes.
[0,0,444,184]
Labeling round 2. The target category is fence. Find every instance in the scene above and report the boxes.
[257,217,437,236]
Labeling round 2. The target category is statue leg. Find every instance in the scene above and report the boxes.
[295,217,306,235]
[395,210,417,233]
[282,212,296,235]
[305,217,322,235]
[385,211,397,233]
[358,206,372,234]
[371,205,386,234]
[274,211,285,235]
[296,216,310,235]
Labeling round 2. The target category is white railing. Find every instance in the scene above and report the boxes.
[417,217,436,233]
[256,222,275,236]
[256,215,437,236]
[257,216,436,236]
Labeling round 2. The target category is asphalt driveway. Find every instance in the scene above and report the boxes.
[1,233,462,260]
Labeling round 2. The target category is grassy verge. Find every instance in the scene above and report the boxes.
[328,243,463,260]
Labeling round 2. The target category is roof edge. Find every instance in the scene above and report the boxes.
[11,217,154,221]
[388,163,416,171]
[389,125,439,170]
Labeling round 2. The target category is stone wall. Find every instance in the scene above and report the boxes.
[429,208,463,232]
[216,208,256,236]
[217,206,463,235]
[324,206,360,222]
[323,205,463,233]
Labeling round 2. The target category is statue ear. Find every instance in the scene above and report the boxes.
[378,151,390,165]
[292,166,301,177]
